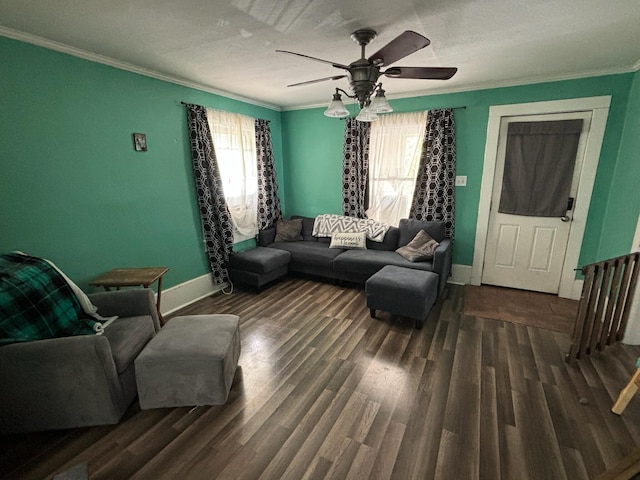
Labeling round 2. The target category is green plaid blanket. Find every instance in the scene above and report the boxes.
[0,253,95,345]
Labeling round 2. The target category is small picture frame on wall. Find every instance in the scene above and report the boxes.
[133,133,147,152]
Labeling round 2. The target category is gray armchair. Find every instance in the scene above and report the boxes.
[0,289,160,434]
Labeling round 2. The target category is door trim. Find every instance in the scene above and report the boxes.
[471,96,611,299]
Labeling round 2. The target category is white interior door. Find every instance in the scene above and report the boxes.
[482,112,592,294]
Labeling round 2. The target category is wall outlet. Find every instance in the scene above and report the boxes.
[455,175,467,186]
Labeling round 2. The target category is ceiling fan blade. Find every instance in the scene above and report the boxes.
[287,75,347,87]
[275,50,349,70]
[368,31,430,66]
[384,66,458,80]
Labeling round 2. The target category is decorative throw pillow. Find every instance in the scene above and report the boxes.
[275,218,303,242]
[329,232,367,250]
[396,229,439,262]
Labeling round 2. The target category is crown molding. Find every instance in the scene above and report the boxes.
[3,26,637,113]
[0,26,281,112]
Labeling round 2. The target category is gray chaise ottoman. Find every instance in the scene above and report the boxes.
[228,247,290,291]
[135,314,241,409]
[365,265,439,329]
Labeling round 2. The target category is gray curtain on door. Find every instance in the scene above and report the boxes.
[255,119,283,230]
[409,109,456,239]
[498,119,583,217]
[342,118,371,218]
[185,103,234,285]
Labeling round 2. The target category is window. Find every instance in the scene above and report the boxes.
[366,111,427,226]
[206,109,258,242]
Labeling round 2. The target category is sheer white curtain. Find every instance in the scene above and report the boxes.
[366,111,428,226]
[206,109,258,241]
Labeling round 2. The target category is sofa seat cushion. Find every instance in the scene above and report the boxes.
[135,314,241,408]
[333,250,434,279]
[366,266,439,328]
[228,247,290,274]
[102,316,156,374]
[269,242,344,269]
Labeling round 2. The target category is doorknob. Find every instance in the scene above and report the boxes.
[560,216,571,222]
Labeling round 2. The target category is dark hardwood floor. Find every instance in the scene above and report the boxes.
[2,278,639,479]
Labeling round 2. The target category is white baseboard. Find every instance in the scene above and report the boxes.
[161,262,579,313]
[448,264,473,285]
[164,265,473,313]
[159,273,228,316]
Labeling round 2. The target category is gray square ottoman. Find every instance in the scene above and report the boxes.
[135,314,240,409]
[365,265,439,329]
[228,246,290,291]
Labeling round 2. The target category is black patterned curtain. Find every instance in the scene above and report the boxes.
[342,119,371,218]
[186,104,234,285]
[255,119,283,230]
[409,109,456,239]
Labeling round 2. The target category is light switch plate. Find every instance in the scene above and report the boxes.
[455,175,467,186]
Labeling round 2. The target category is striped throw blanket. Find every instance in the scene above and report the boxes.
[312,214,390,242]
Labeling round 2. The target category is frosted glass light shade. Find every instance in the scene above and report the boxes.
[324,94,350,118]
[369,90,393,113]
[355,106,379,122]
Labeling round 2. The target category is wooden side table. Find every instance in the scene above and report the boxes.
[90,267,169,325]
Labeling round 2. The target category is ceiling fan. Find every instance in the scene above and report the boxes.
[276,29,457,120]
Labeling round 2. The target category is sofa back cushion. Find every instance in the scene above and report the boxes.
[291,216,318,242]
[397,219,446,246]
[275,219,303,242]
[258,226,276,246]
[366,226,399,251]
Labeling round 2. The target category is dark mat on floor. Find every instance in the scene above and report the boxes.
[463,284,577,334]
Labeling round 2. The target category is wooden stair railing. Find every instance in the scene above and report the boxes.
[566,252,640,364]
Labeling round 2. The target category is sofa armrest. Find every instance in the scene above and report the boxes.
[0,335,125,433]
[432,239,453,295]
[89,289,160,332]
[258,226,276,246]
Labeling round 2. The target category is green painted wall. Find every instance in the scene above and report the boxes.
[0,36,283,290]
[2,34,638,291]
[281,109,345,217]
[600,70,640,258]
[281,75,635,268]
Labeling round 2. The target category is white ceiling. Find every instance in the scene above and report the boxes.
[1,0,640,110]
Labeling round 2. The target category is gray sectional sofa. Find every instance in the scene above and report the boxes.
[258,215,452,295]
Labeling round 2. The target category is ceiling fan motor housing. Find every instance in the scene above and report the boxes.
[348,60,381,106]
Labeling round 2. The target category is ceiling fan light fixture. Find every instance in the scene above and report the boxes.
[355,105,379,122]
[324,91,350,118]
[369,87,393,113]
[280,29,456,122]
